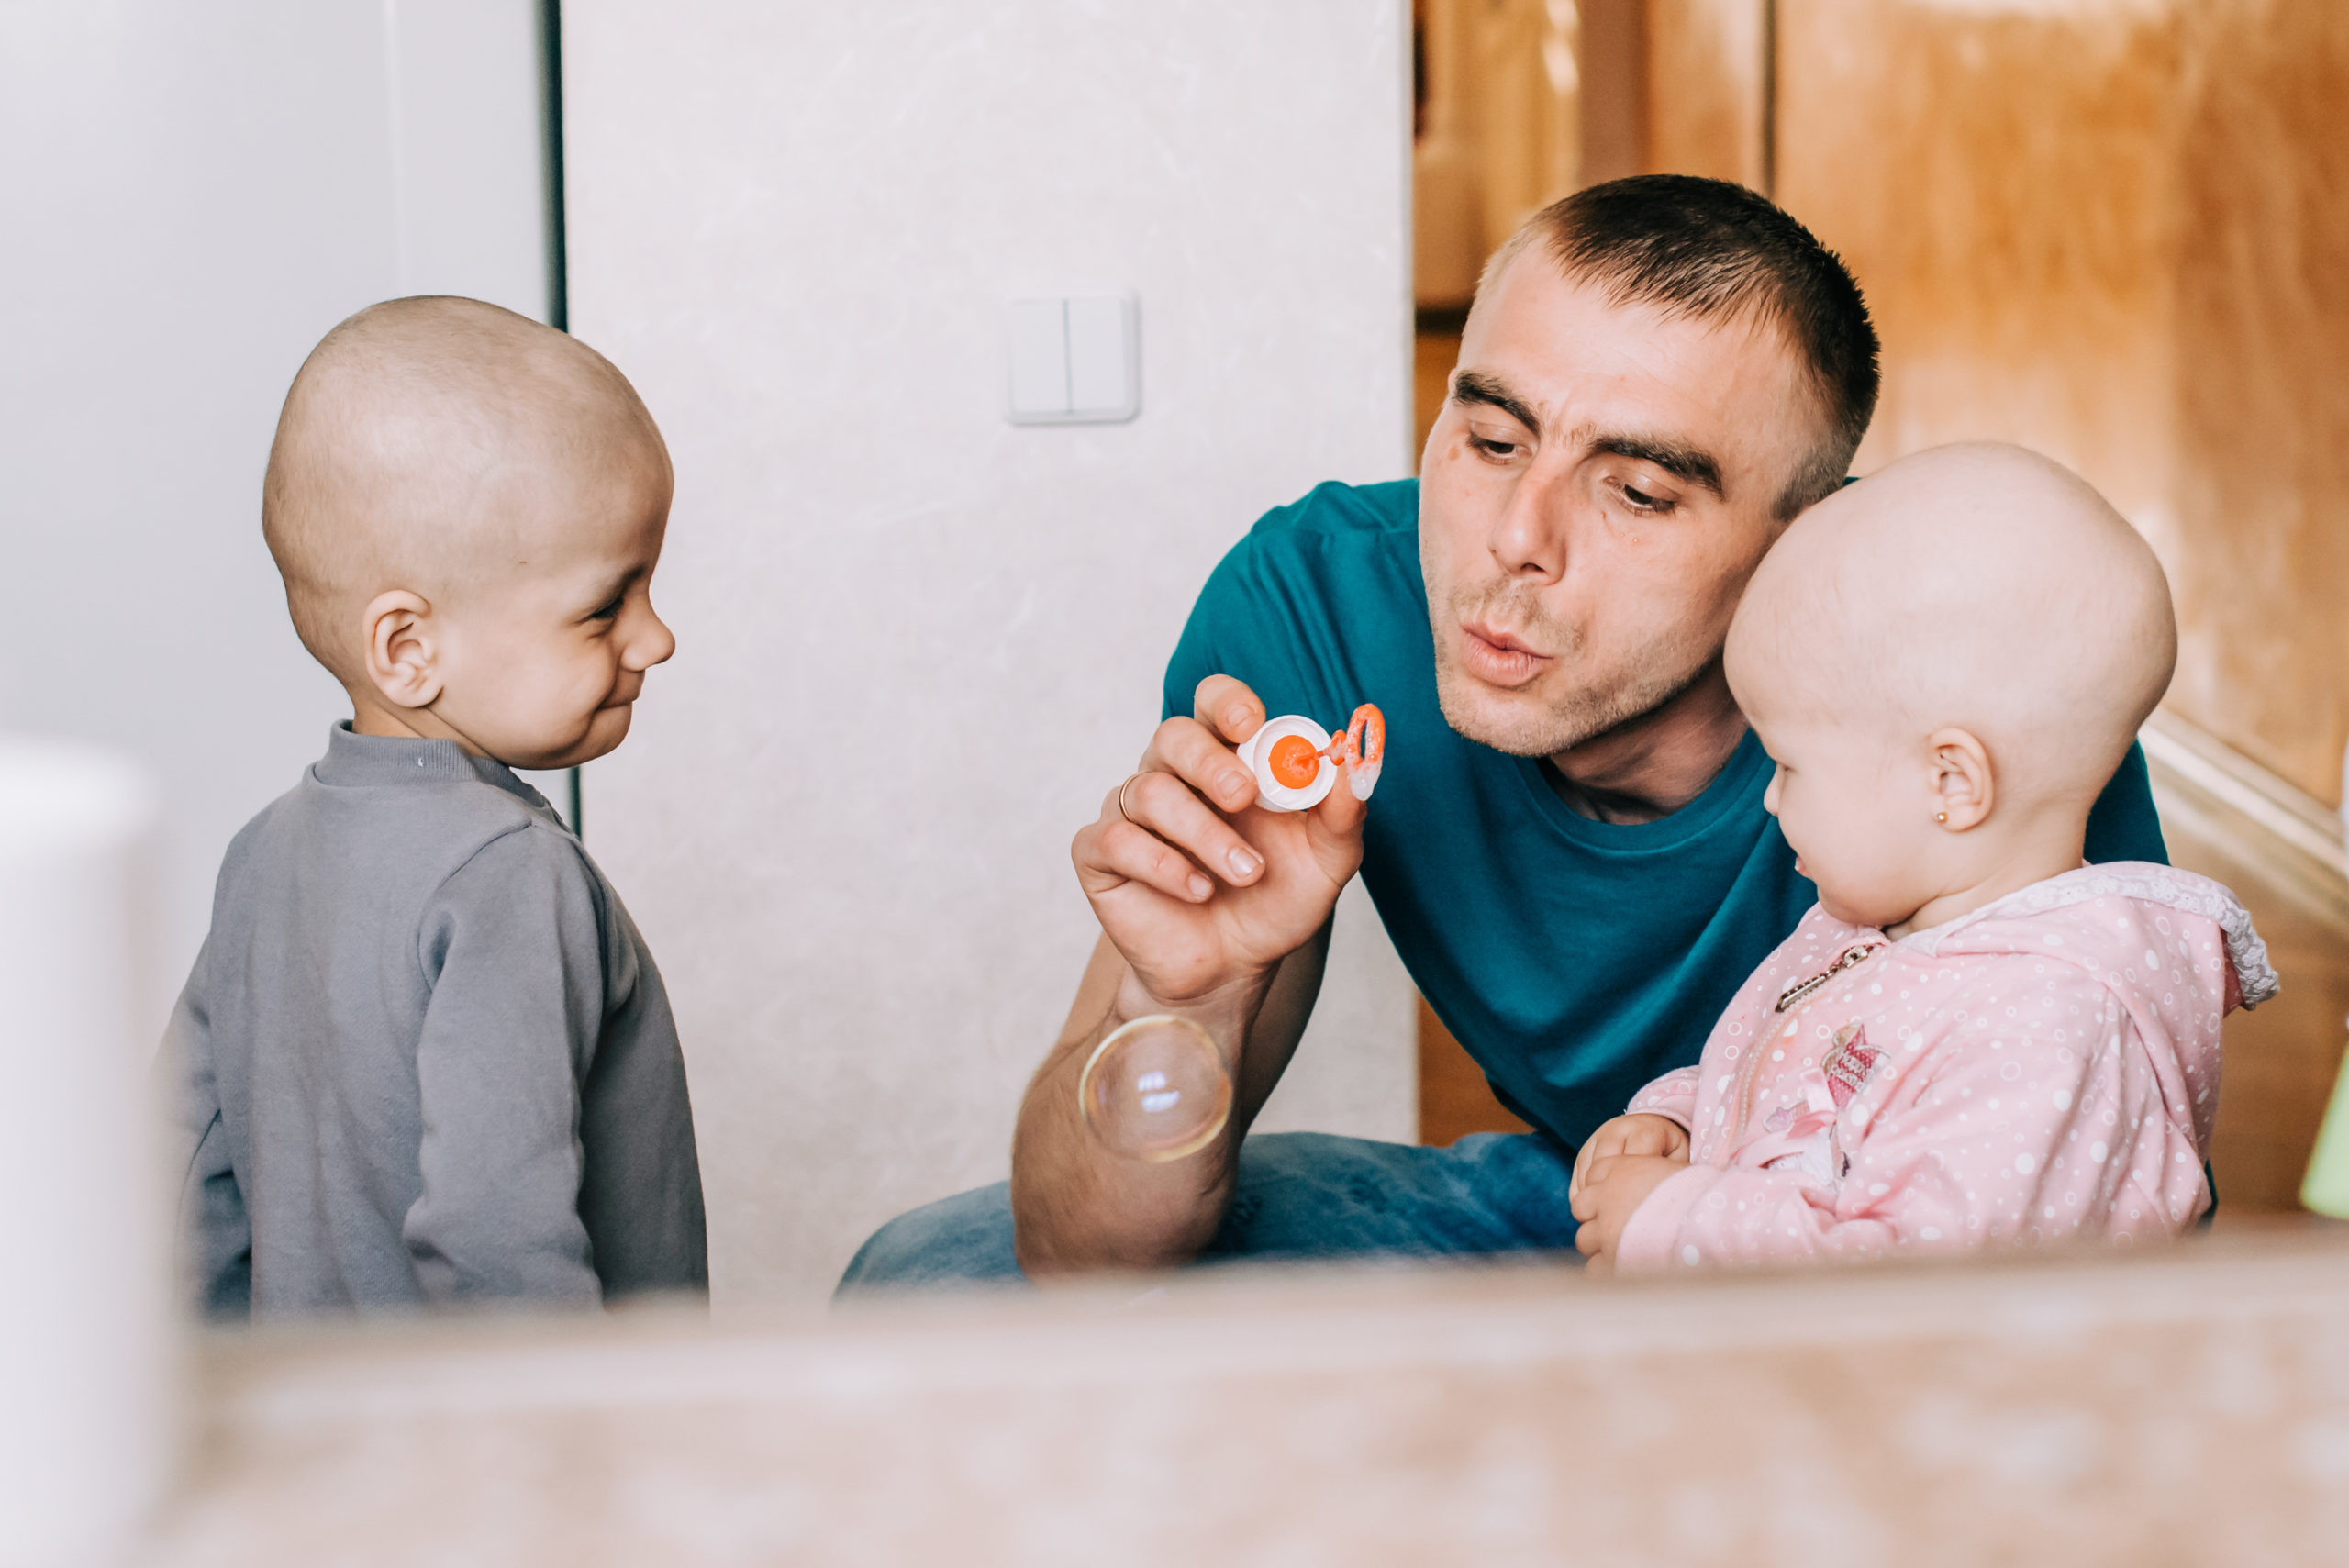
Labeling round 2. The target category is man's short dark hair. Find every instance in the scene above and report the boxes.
[1480,174,1880,519]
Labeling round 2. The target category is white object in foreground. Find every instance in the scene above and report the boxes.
[0,739,175,1568]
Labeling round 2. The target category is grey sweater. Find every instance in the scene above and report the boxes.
[167,724,707,1318]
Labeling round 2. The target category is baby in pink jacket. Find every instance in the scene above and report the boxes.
[1568,442,2276,1273]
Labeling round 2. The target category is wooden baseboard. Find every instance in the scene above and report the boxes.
[2141,709,2349,932]
[1416,996,1531,1146]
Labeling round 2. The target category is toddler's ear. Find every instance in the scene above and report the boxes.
[361,590,443,710]
[1927,726,1995,830]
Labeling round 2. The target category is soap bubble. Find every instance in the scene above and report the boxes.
[1079,1015,1232,1162]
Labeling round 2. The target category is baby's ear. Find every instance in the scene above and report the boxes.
[1926,726,1995,830]
[360,590,442,710]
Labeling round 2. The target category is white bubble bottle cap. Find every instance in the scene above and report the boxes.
[1235,704,1386,812]
[1236,715,1336,812]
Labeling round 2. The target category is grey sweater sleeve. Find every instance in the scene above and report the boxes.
[163,937,253,1318]
[402,826,607,1307]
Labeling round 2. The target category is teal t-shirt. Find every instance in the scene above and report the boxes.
[1163,478,2169,1151]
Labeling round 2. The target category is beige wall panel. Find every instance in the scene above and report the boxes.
[1579,0,1651,185]
[1645,0,1765,186]
[1776,0,2184,523]
[1473,0,1585,244]
[564,2,1417,1305]
[2167,2,2349,806]
[1415,0,1490,306]
[1775,0,2349,806]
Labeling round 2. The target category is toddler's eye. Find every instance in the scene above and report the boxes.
[587,594,625,622]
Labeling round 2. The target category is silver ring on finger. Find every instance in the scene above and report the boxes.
[1115,772,1147,825]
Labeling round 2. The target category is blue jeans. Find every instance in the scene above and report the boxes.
[835,1129,1584,1296]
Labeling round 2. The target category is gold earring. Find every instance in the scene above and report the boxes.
[1935,811,1948,825]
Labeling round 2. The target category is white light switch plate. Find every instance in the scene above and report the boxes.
[1005,295,1138,425]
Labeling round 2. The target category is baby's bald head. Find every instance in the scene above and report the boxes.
[263,296,669,682]
[1728,442,2175,807]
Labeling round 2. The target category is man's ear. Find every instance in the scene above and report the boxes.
[1927,726,1995,830]
[361,590,442,710]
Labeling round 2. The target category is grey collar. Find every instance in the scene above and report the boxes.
[312,722,552,815]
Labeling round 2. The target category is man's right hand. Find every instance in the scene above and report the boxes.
[1013,675,1369,1276]
[1072,673,1369,1012]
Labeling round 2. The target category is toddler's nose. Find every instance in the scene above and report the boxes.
[629,604,678,669]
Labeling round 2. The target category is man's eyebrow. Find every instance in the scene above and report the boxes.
[1453,373,1729,500]
[1451,371,1542,434]
[1590,435,1725,500]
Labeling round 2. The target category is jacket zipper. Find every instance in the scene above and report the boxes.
[1727,941,1886,1150]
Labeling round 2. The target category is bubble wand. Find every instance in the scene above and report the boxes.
[1233,703,1386,812]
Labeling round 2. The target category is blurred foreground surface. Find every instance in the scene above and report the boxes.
[148,1224,2349,1565]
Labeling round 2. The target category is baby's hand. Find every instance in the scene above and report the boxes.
[1567,1113,1689,1205]
[1570,1154,1686,1274]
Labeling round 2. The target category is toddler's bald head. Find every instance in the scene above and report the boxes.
[1728,442,2176,806]
[262,296,668,682]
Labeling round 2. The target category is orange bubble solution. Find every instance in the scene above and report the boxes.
[1267,734,1322,789]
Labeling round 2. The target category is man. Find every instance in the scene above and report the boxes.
[840,175,2164,1287]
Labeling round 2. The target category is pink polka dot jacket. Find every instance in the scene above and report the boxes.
[1614,862,2277,1273]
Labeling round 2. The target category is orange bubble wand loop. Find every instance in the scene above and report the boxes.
[1320,703,1385,800]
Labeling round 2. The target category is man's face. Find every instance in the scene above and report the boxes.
[1418,255,1826,758]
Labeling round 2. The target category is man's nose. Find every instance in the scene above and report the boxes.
[1487,463,1571,583]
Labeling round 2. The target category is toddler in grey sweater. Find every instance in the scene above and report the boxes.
[166,296,707,1317]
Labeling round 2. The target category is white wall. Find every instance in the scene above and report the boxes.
[565,2,1419,1303]
[1,1,551,986]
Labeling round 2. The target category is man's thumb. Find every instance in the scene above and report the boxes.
[1308,762,1370,846]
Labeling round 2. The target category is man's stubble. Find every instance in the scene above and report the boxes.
[1426,574,1723,762]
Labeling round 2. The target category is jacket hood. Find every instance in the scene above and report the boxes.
[1907,862,2276,1000]
[1898,861,2274,1151]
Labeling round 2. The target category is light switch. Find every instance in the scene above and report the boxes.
[1005,298,1069,420]
[1005,295,1138,425]
[1065,296,1135,417]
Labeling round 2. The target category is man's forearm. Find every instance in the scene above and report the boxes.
[1009,930,1329,1275]
[1010,963,1261,1274]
